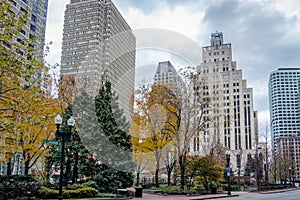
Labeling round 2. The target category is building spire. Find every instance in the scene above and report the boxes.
[210,31,223,48]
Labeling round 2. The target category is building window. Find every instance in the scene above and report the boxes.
[31,14,37,23]
[30,24,36,32]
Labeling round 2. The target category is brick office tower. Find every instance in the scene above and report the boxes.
[193,32,258,175]
[60,0,136,119]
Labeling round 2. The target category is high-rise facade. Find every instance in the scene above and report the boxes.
[193,32,258,174]
[61,0,136,118]
[275,135,300,182]
[0,0,49,175]
[269,68,300,148]
[154,61,181,86]
[6,0,48,58]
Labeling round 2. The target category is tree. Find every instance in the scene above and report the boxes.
[244,153,255,177]
[172,68,210,189]
[162,146,177,186]
[0,0,61,175]
[93,81,135,192]
[185,155,223,191]
[130,114,154,186]
[45,103,96,186]
[132,84,180,187]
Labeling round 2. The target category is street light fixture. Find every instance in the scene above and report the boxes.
[226,150,231,195]
[55,114,75,200]
[289,167,292,187]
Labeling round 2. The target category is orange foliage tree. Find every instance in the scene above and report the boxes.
[0,0,61,175]
[131,84,180,187]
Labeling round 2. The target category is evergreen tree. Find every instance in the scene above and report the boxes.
[244,153,255,176]
[93,81,135,192]
[45,103,96,186]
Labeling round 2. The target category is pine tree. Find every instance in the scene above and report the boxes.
[244,153,255,176]
[93,81,135,192]
[45,103,96,186]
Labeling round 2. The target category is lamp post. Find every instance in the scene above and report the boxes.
[226,150,231,195]
[55,114,75,200]
[289,167,292,187]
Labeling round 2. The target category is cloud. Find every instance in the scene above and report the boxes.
[45,0,300,134]
[124,3,204,40]
[45,0,69,65]
[201,0,300,130]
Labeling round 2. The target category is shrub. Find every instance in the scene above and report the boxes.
[38,186,58,199]
[0,175,40,199]
[83,180,100,191]
[77,187,99,197]
[38,184,99,199]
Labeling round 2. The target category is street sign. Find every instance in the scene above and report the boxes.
[43,140,61,145]
[226,167,231,177]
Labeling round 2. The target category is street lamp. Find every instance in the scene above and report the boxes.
[226,150,231,195]
[289,167,292,187]
[55,114,75,200]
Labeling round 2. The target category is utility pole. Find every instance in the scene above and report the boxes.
[265,124,269,188]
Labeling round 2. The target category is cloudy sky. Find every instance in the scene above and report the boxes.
[45,0,300,135]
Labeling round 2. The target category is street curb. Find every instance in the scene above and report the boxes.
[189,194,239,200]
[258,187,300,194]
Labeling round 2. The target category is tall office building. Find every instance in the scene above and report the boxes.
[5,0,48,58]
[275,135,300,181]
[193,32,258,174]
[153,61,181,86]
[60,0,136,119]
[269,68,300,148]
[0,0,49,175]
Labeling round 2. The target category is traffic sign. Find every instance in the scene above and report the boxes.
[43,140,61,145]
[226,167,231,176]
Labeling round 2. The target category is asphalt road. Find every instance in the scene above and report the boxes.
[218,190,300,200]
[132,189,300,200]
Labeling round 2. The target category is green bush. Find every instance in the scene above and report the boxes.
[83,180,100,191]
[0,175,40,199]
[38,186,58,199]
[38,184,99,199]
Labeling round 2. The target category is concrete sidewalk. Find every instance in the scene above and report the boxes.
[132,192,242,200]
[131,188,300,200]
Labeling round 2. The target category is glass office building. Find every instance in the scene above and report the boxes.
[269,68,300,148]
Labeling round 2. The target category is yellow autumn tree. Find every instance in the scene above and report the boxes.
[0,0,61,175]
[131,84,180,187]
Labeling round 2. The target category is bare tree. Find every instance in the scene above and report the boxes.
[172,68,210,189]
[161,146,177,186]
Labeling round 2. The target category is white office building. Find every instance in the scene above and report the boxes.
[193,32,258,174]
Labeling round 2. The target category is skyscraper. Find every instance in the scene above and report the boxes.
[0,0,49,175]
[194,32,258,173]
[60,0,136,119]
[6,0,48,58]
[153,61,181,85]
[269,68,300,148]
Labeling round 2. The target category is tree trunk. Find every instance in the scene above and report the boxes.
[155,150,160,188]
[7,161,12,175]
[65,156,71,186]
[179,153,186,190]
[155,169,159,188]
[136,172,140,186]
[24,159,30,175]
[72,151,79,183]
[167,169,171,186]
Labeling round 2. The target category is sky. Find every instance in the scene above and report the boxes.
[45,0,300,136]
